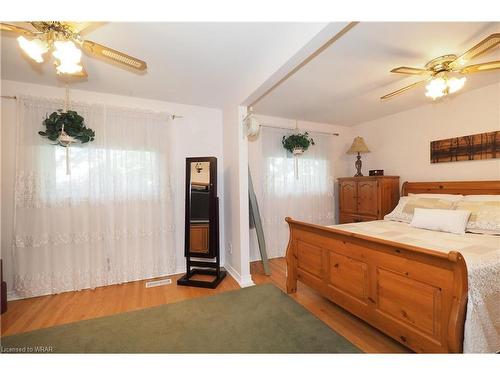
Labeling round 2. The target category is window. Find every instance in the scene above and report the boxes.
[267,156,331,196]
[40,145,161,203]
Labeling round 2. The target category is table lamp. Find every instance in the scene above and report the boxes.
[347,137,370,177]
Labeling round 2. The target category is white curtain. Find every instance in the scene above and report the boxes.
[12,95,176,298]
[260,127,334,258]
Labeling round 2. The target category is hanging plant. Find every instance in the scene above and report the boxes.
[39,109,95,146]
[282,132,315,155]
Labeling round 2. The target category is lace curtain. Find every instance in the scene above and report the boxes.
[12,95,176,298]
[260,127,334,258]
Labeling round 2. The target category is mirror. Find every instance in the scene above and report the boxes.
[189,161,211,254]
[185,157,218,257]
[179,156,225,288]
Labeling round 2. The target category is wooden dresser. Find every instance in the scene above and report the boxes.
[338,176,400,224]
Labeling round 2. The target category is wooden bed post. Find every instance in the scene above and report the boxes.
[285,217,297,294]
[447,252,468,353]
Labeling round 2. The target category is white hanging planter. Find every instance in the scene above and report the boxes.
[57,130,77,147]
[281,130,315,179]
[39,87,95,175]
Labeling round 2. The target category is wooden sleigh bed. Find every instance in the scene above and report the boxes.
[285,180,500,353]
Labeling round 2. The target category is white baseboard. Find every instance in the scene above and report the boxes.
[6,264,250,301]
[7,290,22,301]
[224,262,255,288]
[7,267,188,302]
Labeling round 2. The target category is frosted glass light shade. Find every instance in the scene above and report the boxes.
[52,40,83,74]
[17,36,48,63]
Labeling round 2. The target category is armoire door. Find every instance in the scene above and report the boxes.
[357,180,378,216]
[339,180,357,214]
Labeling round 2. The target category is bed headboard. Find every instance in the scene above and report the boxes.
[402,180,500,196]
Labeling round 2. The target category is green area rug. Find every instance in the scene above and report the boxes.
[1,283,361,353]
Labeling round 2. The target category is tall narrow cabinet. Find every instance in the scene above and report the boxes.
[338,176,400,224]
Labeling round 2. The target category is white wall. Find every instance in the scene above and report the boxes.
[1,80,225,295]
[351,83,500,185]
[221,105,253,287]
[247,114,353,261]
[247,83,500,263]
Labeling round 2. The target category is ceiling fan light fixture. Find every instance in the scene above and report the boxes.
[16,36,48,63]
[447,76,466,94]
[52,40,83,75]
[425,74,466,100]
[425,77,447,100]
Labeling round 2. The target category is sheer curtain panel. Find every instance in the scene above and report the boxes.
[12,95,176,298]
[260,127,334,259]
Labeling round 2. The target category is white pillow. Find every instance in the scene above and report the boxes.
[384,196,456,223]
[410,208,471,234]
[408,193,464,202]
[463,195,500,202]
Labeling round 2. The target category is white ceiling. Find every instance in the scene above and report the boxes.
[1,22,327,108]
[253,22,500,126]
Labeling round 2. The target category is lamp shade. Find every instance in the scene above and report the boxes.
[346,136,370,154]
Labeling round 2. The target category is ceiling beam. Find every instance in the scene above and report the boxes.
[246,21,358,109]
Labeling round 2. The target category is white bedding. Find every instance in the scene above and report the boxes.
[328,220,500,353]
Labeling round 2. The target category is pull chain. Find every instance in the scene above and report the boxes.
[63,84,71,175]
[294,119,299,179]
[63,84,69,112]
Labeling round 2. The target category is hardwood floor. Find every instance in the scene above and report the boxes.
[1,258,409,353]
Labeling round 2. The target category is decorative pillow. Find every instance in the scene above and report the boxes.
[410,208,471,234]
[463,195,500,202]
[408,193,464,202]
[455,201,500,235]
[384,196,457,223]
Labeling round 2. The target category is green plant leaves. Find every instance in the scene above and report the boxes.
[39,110,95,146]
[281,132,315,153]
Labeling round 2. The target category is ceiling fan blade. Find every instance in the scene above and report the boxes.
[82,40,147,71]
[390,66,429,75]
[380,80,427,100]
[29,22,51,32]
[460,60,500,74]
[0,23,35,36]
[450,33,500,68]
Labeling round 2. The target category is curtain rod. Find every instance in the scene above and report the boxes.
[1,95,183,120]
[260,123,339,136]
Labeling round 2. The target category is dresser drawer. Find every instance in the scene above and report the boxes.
[339,213,378,224]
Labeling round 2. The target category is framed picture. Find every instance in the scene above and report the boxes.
[430,131,499,164]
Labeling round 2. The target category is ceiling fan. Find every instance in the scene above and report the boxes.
[381,33,500,100]
[0,21,147,77]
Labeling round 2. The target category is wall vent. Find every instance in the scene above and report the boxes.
[145,278,172,288]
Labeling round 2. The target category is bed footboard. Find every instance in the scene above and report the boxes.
[285,217,468,353]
